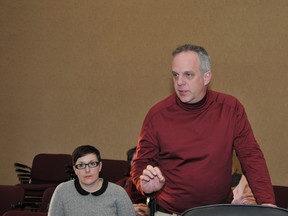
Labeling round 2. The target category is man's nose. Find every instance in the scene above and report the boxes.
[177,75,185,86]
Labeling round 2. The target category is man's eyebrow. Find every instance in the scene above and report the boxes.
[181,70,194,74]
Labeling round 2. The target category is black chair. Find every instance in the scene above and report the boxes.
[181,204,288,216]
[14,163,32,184]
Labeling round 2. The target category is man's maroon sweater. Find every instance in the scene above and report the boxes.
[131,90,275,214]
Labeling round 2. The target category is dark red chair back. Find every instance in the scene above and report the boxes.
[0,185,24,215]
[273,185,288,208]
[39,186,56,212]
[3,211,47,216]
[16,153,72,211]
[100,159,129,183]
[30,153,72,184]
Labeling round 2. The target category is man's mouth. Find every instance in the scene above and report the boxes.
[178,90,188,94]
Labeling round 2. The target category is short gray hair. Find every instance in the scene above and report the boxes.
[172,44,211,73]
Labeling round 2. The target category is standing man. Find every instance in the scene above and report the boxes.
[131,44,275,215]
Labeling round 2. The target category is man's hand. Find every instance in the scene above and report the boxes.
[133,203,148,216]
[140,165,165,194]
[261,203,277,207]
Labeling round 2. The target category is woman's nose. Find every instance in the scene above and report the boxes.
[85,166,91,172]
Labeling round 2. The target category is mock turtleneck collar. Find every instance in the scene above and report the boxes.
[176,90,210,111]
[74,178,108,196]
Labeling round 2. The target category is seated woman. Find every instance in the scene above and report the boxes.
[48,145,135,216]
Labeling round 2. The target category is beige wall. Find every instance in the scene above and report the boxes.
[0,0,287,186]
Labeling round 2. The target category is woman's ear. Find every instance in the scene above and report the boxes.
[99,161,102,172]
[73,165,77,174]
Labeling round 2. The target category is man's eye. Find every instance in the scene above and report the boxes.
[184,73,193,78]
[172,72,178,77]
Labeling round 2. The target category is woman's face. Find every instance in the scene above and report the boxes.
[73,153,102,188]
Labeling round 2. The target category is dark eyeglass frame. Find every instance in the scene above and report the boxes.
[74,161,100,170]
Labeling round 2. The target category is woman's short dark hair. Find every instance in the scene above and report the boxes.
[72,145,101,165]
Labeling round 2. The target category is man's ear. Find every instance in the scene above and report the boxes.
[204,71,212,85]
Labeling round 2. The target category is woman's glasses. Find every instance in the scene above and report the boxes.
[74,161,100,170]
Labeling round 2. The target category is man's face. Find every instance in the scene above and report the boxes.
[172,51,211,104]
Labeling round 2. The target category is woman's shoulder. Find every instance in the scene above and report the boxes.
[55,179,75,191]
[107,181,128,193]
